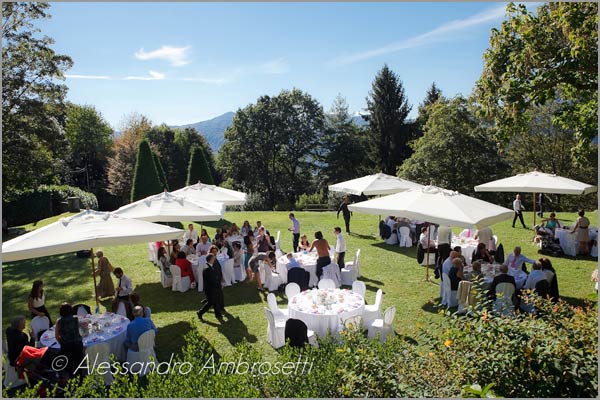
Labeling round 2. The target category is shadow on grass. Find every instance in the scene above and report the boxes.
[421,298,444,314]
[155,320,195,360]
[201,310,258,346]
[359,276,385,286]
[561,295,597,308]
[348,232,377,240]
[370,242,417,258]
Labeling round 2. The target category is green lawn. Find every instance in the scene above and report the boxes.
[2,210,597,361]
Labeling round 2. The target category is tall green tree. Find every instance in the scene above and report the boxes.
[64,104,113,194]
[152,151,169,191]
[107,113,152,203]
[398,97,509,196]
[2,2,73,198]
[475,2,598,160]
[319,94,366,186]
[364,65,412,175]
[415,82,443,131]
[172,127,218,189]
[218,89,325,209]
[131,140,162,202]
[187,146,214,186]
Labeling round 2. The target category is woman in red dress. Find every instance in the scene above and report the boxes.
[175,251,195,283]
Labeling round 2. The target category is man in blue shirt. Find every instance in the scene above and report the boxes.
[288,213,301,252]
[125,306,157,351]
[286,253,301,270]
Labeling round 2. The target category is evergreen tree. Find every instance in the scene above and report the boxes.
[364,65,412,174]
[415,82,443,130]
[187,146,214,186]
[130,139,162,202]
[152,151,168,191]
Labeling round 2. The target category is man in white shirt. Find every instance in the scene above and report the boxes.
[512,194,527,229]
[333,227,347,267]
[506,246,535,272]
[112,267,134,318]
[196,234,212,256]
[524,262,546,290]
[474,226,493,248]
[288,213,300,252]
[182,224,198,245]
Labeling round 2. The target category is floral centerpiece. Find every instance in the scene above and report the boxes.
[315,289,337,309]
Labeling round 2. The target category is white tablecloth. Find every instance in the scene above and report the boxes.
[288,288,365,337]
[40,313,129,361]
[276,252,321,287]
[451,237,479,264]
[555,227,597,257]
[465,264,527,289]
[188,254,235,289]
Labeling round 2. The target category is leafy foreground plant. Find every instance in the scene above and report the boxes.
[5,297,597,398]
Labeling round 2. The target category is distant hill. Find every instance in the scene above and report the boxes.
[172,112,235,152]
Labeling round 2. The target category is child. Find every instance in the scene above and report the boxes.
[286,253,301,270]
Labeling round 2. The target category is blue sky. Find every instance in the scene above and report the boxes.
[40,2,538,129]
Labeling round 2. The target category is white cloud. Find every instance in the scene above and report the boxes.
[124,70,166,81]
[65,74,111,80]
[255,58,289,75]
[179,76,232,85]
[134,45,191,66]
[328,4,509,66]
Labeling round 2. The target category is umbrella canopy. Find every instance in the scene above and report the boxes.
[112,191,224,222]
[2,210,185,263]
[328,173,423,196]
[348,185,513,229]
[474,171,597,195]
[171,182,246,206]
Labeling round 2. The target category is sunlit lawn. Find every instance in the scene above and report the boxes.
[2,210,597,361]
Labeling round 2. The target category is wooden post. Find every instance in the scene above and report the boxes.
[90,248,100,311]
[533,192,537,228]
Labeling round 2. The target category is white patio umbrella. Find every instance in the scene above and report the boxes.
[328,172,423,196]
[2,210,185,308]
[172,181,246,206]
[113,191,225,222]
[474,171,597,225]
[348,185,514,280]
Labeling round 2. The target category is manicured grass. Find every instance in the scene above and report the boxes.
[2,210,597,361]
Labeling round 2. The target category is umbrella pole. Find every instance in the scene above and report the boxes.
[533,192,537,228]
[90,248,100,312]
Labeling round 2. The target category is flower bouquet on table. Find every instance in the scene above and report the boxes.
[79,320,90,337]
[316,289,337,310]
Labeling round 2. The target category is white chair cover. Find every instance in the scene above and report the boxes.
[384,232,398,245]
[86,343,113,384]
[170,265,190,292]
[221,258,235,287]
[31,316,50,344]
[317,278,336,290]
[459,228,473,238]
[441,273,458,307]
[494,282,515,316]
[264,307,285,349]
[285,283,300,300]
[342,315,363,331]
[161,267,173,288]
[322,264,341,288]
[351,281,366,299]
[457,280,473,313]
[147,242,158,264]
[362,289,383,328]
[267,293,288,320]
[263,263,283,292]
[126,330,157,377]
[116,301,127,318]
[76,306,88,317]
[342,249,361,284]
[275,231,281,251]
[420,250,436,266]
[3,339,25,389]
[234,264,247,282]
[398,226,412,247]
[368,305,396,343]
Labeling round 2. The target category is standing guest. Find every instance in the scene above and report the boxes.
[125,306,157,351]
[488,264,516,303]
[436,225,452,275]
[232,242,243,279]
[286,253,301,270]
[175,251,195,284]
[197,254,225,321]
[6,316,34,367]
[537,193,545,218]
[524,262,546,290]
[112,268,133,319]
[288,213,301,252]
[512,194,527,229]
[28,280,52,325]
[474,226,493,248]
[571,209,591,255]
[453,246,467,266]
[94,251,115,299]
[196,234,212,256]
[248,251,277,290]
[333,227,346,267]
[241,221,253,236]
[182,224,198,246]
[298,234,311,251]
[505,246,535,272]
[309,231,331,279]
[182,239,196,256]
[157,247,172,279]
[55,303,84,376]
[448,258,465,292]
[256,227,273,253]
[337,196,352,234]
[243,235,255,282]
[472,243,493,263]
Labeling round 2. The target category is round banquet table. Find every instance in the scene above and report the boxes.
[464,263,527,289]
[276,252,322,287]
[288,288,365,337]
[187,254,235,290]
[40,313,130,361]
[554,227,597,257]
[451,237,479,264]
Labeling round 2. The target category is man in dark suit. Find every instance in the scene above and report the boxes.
[197,254,224,322]
[337,196,352,234]
[488,264,516,302]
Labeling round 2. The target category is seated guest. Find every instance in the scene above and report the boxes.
[214,228,223,242]
[182,239,195,256]
[286,253,301,270]
[472,243,493,263]
[448,258,465,291]
[470,261,483,281]
[253,221,264,237]
[157,247,172,278]
[222,224,230,235]
[241,221,253,236]
[28,280,52,325]
[6,316,34,367]
[298,234,311,251]
[175,251,195,283]
[170,242,180,265]
[129,292,154,321]
[112,267,134,319]
[506,246,535,272]
[125,306,157,352]
[524,261,546,290]
[488,264,516,302]
[542,212,561,233]
[441,251,461,278]
[196,234,212,256]
[230,223,240,236]
[453,246,467,267]
[55,303,84,375]
[538,257,560,302]
[256,227,274,253]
